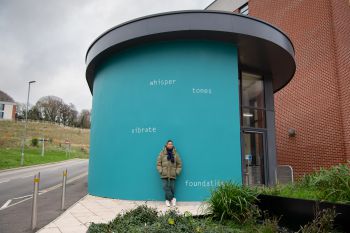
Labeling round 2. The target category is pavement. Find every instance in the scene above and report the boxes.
[0,159,89,233]
[37,195,210,233]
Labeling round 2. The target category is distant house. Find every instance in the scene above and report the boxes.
[0,90,16,120]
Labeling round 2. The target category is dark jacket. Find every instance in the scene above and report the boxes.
[156,147,182,179]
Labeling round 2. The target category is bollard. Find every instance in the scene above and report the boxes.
[31,172,40,230]
[61,169,67,210]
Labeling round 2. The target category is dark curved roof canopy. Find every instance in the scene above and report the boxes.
[86,10,296,94]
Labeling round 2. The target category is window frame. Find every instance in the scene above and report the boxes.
[0,103,5,119]
[239,3,249,15]
[239,70,267,129]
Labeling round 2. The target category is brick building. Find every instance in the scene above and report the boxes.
[207,0,350,178]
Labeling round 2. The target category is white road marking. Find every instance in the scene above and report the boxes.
[19,174,34,179]
[12,194,33,200]
[4,197,33,209]
[0,172,88,211]
[39,172,88,194]
[0,199,12,210]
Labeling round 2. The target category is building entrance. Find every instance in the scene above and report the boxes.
[242,131,266,185]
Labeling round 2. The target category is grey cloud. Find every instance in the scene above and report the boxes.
[0,0,212,110]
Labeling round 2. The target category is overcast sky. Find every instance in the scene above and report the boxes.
[0,0,212,111]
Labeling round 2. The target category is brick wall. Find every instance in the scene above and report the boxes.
[12,105,16,120]
[330,0,350,162]
[248,0,350,177]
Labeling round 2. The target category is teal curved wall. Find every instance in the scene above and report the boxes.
[88,40,241,201]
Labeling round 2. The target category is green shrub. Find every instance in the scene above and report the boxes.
[87,202,343,233]
[258,184,322,201]
[298,208,337,233]
[87,204,241,233]
[259,217,281,233]
[114,204,158,226]
[205,181,260,224]
[259,164,350,204]
[31,138,39,147]
[87,223,111,233]
[298,164,350,204]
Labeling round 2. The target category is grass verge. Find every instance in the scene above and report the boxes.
[0,147,88,170]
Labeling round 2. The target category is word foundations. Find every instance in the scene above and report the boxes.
[131,127,157,134]
[185,179,224,187]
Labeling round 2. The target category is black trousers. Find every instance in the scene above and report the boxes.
[161,178,175,201]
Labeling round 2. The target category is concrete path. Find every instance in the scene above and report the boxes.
[37,195,210,233]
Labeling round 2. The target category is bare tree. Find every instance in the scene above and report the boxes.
[25,95,82,128]
[60,103,78,126]
[15,102,40,120]
[36,96,63,123]
[28,105,42,120]
[15,102,26,120]
[77,109,91,129]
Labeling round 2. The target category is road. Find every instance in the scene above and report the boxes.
[0,159,88,209]
[0,159,89,232]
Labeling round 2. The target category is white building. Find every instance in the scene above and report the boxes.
[0,90,16,120]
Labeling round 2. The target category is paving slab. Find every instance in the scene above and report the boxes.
[37,194,210,233]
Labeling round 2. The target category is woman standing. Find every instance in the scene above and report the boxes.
[156,140,182,207]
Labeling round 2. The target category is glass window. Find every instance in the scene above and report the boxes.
[0,104,4,119]
[239,3,249,15]
[243,132,265,185]
[242,107,266,128]
[241,72,265,108]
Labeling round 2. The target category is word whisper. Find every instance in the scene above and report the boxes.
[149,79,176,86]
[185,179,225,187]
[131,127,157,134]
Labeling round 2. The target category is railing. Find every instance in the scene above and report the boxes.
[275,165,294,184]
